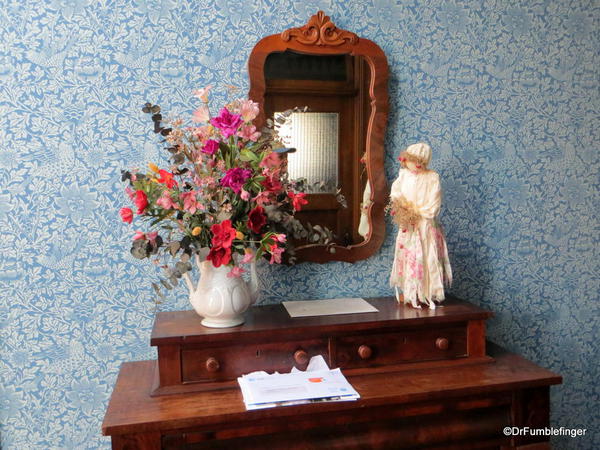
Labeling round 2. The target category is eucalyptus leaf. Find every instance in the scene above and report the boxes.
[181,236,191,248]
[169,241,180,257]
[175,261,189,273]
[131,244,148,259]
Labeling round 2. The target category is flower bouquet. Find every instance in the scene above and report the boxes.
[119,87,331,326]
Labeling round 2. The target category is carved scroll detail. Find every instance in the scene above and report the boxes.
[281,11,359,47]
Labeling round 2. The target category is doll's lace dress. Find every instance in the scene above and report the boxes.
[389,169,452,307]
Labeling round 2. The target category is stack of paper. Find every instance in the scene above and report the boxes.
[237,356,360,410]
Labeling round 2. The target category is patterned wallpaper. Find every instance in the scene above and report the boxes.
[0,1,598,448]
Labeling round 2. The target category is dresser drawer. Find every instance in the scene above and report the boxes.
[181,339,328,383]
[335,325,467,369]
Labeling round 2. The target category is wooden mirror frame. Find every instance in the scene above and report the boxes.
[248,11,389,263]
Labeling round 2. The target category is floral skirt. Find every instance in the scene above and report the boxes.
[390,218,452,306]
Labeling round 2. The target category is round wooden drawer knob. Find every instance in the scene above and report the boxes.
[206,357,220,372]
[358,345,372,360]
[294,349,309,365]
[435,338,449,350]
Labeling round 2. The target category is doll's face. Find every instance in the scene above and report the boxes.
[405,160,421,172]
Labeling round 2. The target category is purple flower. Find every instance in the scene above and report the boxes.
[221,168,252,194]
[202,139,220,155]
[210,107,243,138]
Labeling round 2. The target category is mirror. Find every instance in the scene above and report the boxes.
[248,11,388,263]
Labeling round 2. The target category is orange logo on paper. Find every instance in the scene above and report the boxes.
[308,377,324,383]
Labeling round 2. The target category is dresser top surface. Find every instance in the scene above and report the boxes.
[151,295,493,345]
[102,343,561,436]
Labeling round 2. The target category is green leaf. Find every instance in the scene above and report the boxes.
[255,247,264,260]
[239,149,254,162]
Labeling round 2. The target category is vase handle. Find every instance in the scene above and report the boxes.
[248,261,259,305]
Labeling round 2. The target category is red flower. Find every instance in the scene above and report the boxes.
[134,190,148,214]
[120,207,133,224]
[157,169,178,188]
[247,206,267,233]
[260,174,282,193]
[288,192,308,211]
[210,219,236,249]
[207,246,232,268]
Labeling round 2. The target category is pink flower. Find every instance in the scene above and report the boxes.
[259,152,281,169]
[221,168,252,194]
[180,191,201,214]
[202,139,219,155]
[125,187,135,200]
[134,231,159,244]
[237,124,261,141]
[240,189,250,201]
[274,233,287,243]
[241,250,254,264]
[253,191,271,206]
[120,207,133,224]
[239,99,260,122]
[227,266,245,278]
[193,86,212,102]
[210,107,243,138]
[134,190,148,214]
[133,230,146,240]
[156,191,179,210]
[192,105,209,123]
[269,243,284,264]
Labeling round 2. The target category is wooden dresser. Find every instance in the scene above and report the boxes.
[102,296,562,449]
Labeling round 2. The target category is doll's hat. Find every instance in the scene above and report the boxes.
[401,142,431,167]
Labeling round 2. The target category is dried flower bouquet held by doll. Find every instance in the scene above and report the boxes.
[118,88,333,303]
[388,143,452,309]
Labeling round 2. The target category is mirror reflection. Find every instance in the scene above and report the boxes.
[276,111,339,192]
[263,50,371,247]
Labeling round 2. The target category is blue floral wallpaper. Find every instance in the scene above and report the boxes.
[0,0,598,448]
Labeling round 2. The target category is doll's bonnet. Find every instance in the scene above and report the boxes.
[400,142,431,168]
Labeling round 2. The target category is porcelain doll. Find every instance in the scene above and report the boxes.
[389,143,452,309]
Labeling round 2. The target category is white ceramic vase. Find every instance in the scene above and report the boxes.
[186,259,259,328]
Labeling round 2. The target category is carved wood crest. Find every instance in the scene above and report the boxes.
[281,11,359,47]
